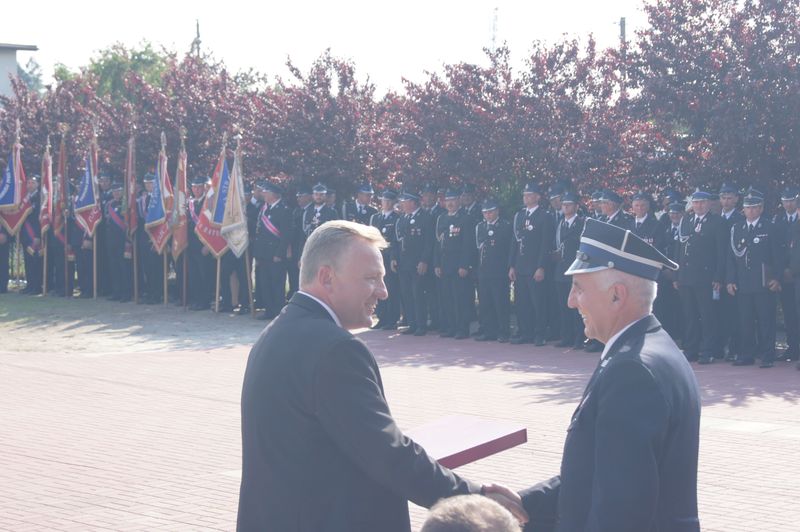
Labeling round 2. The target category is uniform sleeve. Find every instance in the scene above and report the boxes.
[509,215,519,269]
[520,476,561,532]
[726,230,737,286]
[713,218,727,284]
[422,213,435,266]
[460,215,476,270]
[585,360,669,532]
[313,338,480,508]
[277,207,292,259]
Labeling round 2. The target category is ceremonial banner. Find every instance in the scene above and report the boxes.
[145,133,174,255]
[0,138,32,235]
[123,134,137,238]
[39,140,53,236]
[194,142,229,258]
[170,142,188,261]
[74,149,103,237]
[52,135,68,244]
[221,143,248,258]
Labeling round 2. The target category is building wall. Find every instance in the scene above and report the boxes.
[0,49,19,98]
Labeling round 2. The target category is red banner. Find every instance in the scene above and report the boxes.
[194,144,229,258]
[0,140,32,235]
[39,141,53,236]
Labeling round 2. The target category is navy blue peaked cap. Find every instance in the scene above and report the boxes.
[566,218,678,281]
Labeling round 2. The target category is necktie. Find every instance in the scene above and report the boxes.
[748,223,754,234]
[672,226,678,239]
[636,221,641,230]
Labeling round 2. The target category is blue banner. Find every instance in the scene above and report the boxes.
[74,154,97,213]
[212,158,230,225]
[0,151,18,209]
[146,163,166,227]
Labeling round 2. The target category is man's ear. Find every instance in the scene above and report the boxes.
[318,265,334,290]
[611,282,627,304]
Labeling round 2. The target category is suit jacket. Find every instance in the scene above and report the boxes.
[605,209,634,230]
[510,206,555,276]
[677,212,727,286]
[370,210,400,270]
[554,215,584,282]
[476,218,512,278]
[772,211,798,274]
[632,214,663,250]
[342,201,377,225]
[252,199,292,261]
[521,315,701,532]
[237,293,478,532]
[726,217,781,293]
[394,208,435,272]
[434,210,474,274]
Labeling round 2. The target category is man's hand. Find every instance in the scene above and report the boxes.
[784,268,793,283]
[417,262,428,275]
[482,483,529,525]
[434,267,442,278]
[0,233,6,244]
[768,279,781,292]
[712,281,720,292]
[534,267,545,282]
[458,267,469,278]
[727,283,737,296]
[391,259,398,273]
[673,281,679,290]
[508,267,516,282]
[273,256,283,263]
[201,247,210,256]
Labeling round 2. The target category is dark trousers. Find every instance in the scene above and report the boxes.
[399,269,428,331]
[0,242,8,293]
[51,246,75,296]
[287,258,300,299]
[546,277,561,340]
[376,268,400,326]
[478,275,510,339]
[717,287,740,357]
[427,272,441,329]
[255,257,286,317]
[107,240,132,301]
[779,282,799,354]
[654,279,682,342]
[187,248,213,307]
[514,275,547,341]
[737,290,777,362]
[23,250,43,294]
[679,283,716,358]
[220,253,250,309]
[557,281,583,344]
[76,248,93,296]
[441,273,471,336]
[95,232,111,296]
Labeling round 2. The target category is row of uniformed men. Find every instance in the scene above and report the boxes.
[7,174,800,370]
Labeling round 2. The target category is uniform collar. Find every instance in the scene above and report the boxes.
[601,314,658,360]
[296,291,342,328]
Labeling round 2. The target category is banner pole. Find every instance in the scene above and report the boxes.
[64,210,70,298]
[245,249,255,317]
[163,249,168,306]
[182,252,188,309]
[15,235,22,291]
[132,237,139,303]
[92,233,97,299]
[42,232,48,296]
[215,256,221,313]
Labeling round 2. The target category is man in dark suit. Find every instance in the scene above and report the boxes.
[487,218,701,532]
[553,192,585,348]
[342,182,377,224]
[727,189,782,368]
[238,220,524,532]
[370,190,401,329]
[474,199,512,343]
[20,175,43,295]
[772,187,799,361]
[303,183,338,237]
[434,188,475,339]
[676,190,727,364]
[393,191,435,336]
[718,183,745,361]
[510,182,555,346]
[654,202,685,341]
[252,181,292,320]
[287,183,312,298]
[599,189,633,230]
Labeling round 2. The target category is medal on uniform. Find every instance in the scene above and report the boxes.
[488,230,494,236]
[753,237,760,243]
[527,225,533,231]
[410,218,415,225]
[381,227,387,234]
[695,224,701,233]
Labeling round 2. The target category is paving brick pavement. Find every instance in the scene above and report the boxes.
[1,322,799,531]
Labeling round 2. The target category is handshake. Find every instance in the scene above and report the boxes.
[482,483,528,524]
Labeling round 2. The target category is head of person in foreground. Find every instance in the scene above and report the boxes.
[299,220,388,330]
[421,495,521,532]
[565,218,679,344]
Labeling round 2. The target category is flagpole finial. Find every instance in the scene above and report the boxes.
[58,122,68,136]
[222,131,228,149]
[160,131,167,152]
[46,134,51,151]
[15,118,21,142]
[179,126,187,151]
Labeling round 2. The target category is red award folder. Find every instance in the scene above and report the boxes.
[406,415,528,469]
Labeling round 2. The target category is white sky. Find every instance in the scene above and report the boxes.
[6,0,649,93]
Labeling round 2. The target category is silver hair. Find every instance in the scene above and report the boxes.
[421,495,520,532]
[595,268,658,313]
[299,220,387,287]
